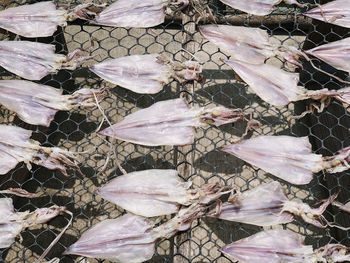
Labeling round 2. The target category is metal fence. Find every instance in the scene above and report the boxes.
[1,0,350,262]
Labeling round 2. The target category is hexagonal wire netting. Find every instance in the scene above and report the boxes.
[1,0,350,262]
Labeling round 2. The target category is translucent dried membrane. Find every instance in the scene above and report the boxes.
[0,1,67,38]
[304,0,350,29]
[221,229,350,263]
[98,98,252,146]
[98,169,230,217]
[0,41,90,81]
[200,25,350,76]
[0,125,80,176]
[225,60,350,107]
[221,135,350,185]
[333,201,350,213]
[90,54,203,94]
[0,198,65,248]
[218,0,307,16]
[92,0,188,28]
[209,181,337,228]
[304,37,350,75]
[199,25,275,65]
[64,201,214,262]
[0,80,105,127]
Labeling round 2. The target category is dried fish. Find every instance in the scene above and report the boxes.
[92,0,188,28]
[304,0,350,29]
[64,202,211,262]
[0,2,67,38]
[221,229,350,263]
[0,198,65,248]
[90,54,203,94]
[0,125,79,176]
[218,0,307,16]
[0,41,91,80]
[222,135,350,185]
[98,169,230,217]
[98,98,254,146]
[0,80,105,127]
[209,181,336,228]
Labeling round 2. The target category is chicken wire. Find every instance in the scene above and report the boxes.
[0,0,350,262]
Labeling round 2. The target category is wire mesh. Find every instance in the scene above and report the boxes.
[0,0,350,262]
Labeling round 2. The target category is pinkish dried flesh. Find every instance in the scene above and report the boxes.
[0,80,105,126]
[200,25,350,81]
[334,201,350,213]
[64,214,156,262]
[305,37,350,74]
[209,182,294,226]
[0,41,90,81]
[199,25,275,64]
[98,169,192,217]
[0,125,79,176]
[218,0,278,16]
[221,229,350,263]
[222,135,350,185]
[210,181,336,228]
[0,2,67,38]
[93,0,168,28]
[220,229,314,263]
[225,59,350,108]
[98,98,250,146]
[90,54,203,94]
[65,199,215,262]
[98,169,230,217]
[218,0,307,16]
[304,0,350,29]
[0,198,65,248]
[225,60,307,107]
[222,135,323,185]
